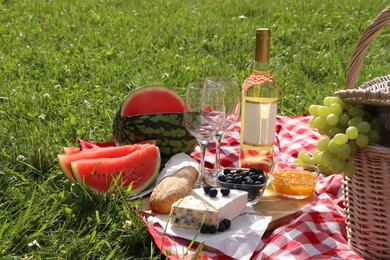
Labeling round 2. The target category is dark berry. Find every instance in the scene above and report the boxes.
[208,188,218,197]
[246,178,255,184]
[250,167,256,172]
[200,224,209,233]
[217,174,226,182]
[248,171,256,176]
[220,188,230,196]
[226,179,234,183]
[240,171,249,178]
[235,169,242,174]
[203,185,212,194]
[223,168,231,175]
[217,222,226,232]
[255,168,264,175]
[222,219,231,229]
[257,174,267,184]
[208,225,217,234]
[225,176,233,182]
[233,176,242,184]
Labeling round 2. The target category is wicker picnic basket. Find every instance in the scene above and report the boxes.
[334,6,390,260]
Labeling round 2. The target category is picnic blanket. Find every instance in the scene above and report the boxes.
[143,115,363,259]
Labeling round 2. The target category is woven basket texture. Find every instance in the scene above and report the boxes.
[338,5,390,260]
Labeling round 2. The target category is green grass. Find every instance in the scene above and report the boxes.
[0,0,389,258]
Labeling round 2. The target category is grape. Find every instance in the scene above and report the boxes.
[339,113,351,127]
[355,134,369,147]
[323,96,332,107]
[318,106,331,117]
[308,117,316,128]
[356,121,371,134]
[317,137,330,151]
[348,116,363,127]
[297,150,307,160]
[327,127,343,138]
[346,126,358,140]
[348,106,364,117]
[313,150,323,164]
[333,133,348,145]
[301,152,312,164]
[321,151,334,165]
[312,116,327,129]
[343,160,356,177]
[371,117,383,131]
[328,140,340,154]
[337,143,351,160]
[330,158,344,174]
[302,95,384,177]
[308,105,320,116]
[328,96,345,107]
[326,113,339,126]
[350,142,358,156]
[367,129,381,143]
[329,103,343,116]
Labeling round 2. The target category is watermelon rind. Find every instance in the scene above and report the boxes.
[112,112,197,167]
[71,144,161,194]
[120,85,184,117]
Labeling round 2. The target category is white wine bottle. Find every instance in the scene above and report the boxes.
[239,28,278,173]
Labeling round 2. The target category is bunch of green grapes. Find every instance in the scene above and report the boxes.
[296,96,384,176]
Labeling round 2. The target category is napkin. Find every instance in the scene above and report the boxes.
[148,208,271,259]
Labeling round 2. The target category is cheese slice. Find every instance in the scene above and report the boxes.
[190,188,248,221]
[169,195,219,229]
[169,188,248,230]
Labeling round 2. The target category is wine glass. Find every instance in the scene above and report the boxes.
[183,82,225,187]
[205,76,240,176]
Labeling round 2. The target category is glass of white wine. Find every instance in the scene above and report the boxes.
[205,76,240,177]
[183,82,225,187]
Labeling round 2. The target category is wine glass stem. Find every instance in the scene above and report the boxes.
[213,131,223,173]
[199,140,208,183]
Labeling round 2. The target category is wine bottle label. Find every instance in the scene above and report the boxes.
[242,97,277,146]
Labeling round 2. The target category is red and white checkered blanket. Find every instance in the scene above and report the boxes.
[143,115,363,259]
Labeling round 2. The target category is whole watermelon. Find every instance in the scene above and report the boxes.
[112,86,197,167]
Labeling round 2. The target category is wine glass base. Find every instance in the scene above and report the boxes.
[203,168,219,187]
[193,168,219,188]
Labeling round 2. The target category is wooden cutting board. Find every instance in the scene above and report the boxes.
[253,185,317,232]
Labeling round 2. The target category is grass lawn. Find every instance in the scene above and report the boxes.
[0,0,389,258]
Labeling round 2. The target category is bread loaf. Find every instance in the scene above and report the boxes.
[149,166,199,213]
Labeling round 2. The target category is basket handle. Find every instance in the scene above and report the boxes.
[345,5,390,89]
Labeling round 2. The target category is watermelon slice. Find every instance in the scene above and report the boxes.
[58,144,147,183]
[71,144,160,193]
[120,85,184,116]
[63,146,81,155]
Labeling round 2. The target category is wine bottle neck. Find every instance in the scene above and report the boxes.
[253,61,270,75]
[254,28,271,74]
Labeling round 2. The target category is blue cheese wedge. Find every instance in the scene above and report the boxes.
[169,188,248,230]
[169,195,219,229]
